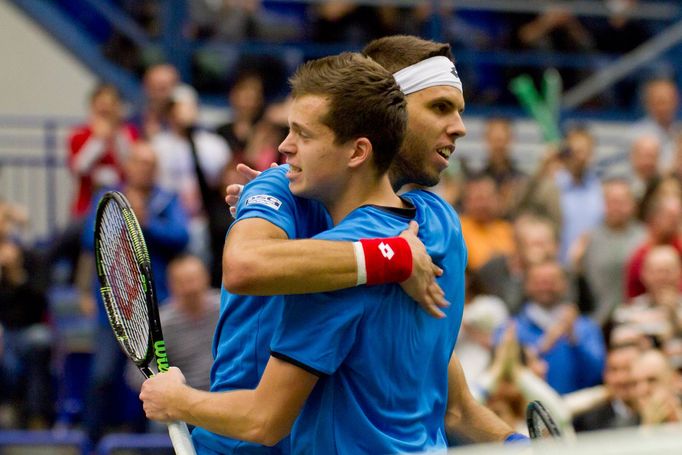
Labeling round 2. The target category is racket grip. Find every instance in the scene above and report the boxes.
[167,421,197,455]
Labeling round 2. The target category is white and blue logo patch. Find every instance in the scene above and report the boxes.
[245,194,282,211]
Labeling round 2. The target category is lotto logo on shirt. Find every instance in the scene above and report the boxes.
[245,194,283,211]
[378,242,395,260]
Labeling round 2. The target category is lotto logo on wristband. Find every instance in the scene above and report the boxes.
[378,242,395,260]
[358,237,413,285]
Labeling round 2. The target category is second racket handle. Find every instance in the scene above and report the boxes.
[167,421,197,455]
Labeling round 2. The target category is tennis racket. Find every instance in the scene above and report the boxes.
[526,400,562,440]
[94,190,196,455]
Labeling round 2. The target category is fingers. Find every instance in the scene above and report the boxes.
[408,220,419,235]
[433,263,443,277]
[236,163,261,181]
[270,162,279,169]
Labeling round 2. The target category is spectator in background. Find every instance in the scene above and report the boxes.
[519,126,604,256]
[187,0,302,42]
[152,84,231,271]
[555,126,604,265]
[586,0,650,108]
[573,343,641,432]
[629,135,661,201]
[478,213,559,314]
[626,195,682,299]
[80,141,189,444]
[126,254,219,393]
[455,268,509,386]
[239,96,291,171]
[57,84,138,286]
[476,324,575,437]
[508,6,593,93]
[68,83,138,218]
[130,64,179,139]
[633,78,681,169]
[615,246,682,343]
[572,178,646,326]
[0,242,52,429]
[497,260,606,394]
[480,117,528,219]
[459,174,515,270]
[631,349,682,424]
[216,70,266,173]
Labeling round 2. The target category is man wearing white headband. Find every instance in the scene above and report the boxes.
[364,35,526,446]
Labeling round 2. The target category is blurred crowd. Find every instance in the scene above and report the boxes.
[1,0,682,448]
[86,0,663,107]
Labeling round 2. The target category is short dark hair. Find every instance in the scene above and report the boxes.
[289,52,406,175]
[362,35,454,74]
[90,83,120,104]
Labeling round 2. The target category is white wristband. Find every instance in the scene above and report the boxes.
[353,241,367,286]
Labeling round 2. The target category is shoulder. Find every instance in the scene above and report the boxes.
[240,166,291,205]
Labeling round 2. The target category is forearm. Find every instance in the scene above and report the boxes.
[175,387,279,446]
[223,237,357,295]
[446,354,514,443]
[447,397,514,443]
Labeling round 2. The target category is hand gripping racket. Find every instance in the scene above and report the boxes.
[94,191,196,455]
[526,400,562,440]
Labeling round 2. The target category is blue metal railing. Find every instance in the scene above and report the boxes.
[0,115,77,243]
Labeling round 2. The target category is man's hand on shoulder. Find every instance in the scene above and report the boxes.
[225,163,279,216]
[399,221,448,318]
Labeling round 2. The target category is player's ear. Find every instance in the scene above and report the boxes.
[348,137,372,169]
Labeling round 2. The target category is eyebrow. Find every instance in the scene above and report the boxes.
[290,122,308,134]
[431,97,465,112]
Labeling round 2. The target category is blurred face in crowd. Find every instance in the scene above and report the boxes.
[462,177,499,224]
[390,86,466,189]
[644,80,679,128]
[603,180,636,229]
[169,87,200,130]
[125,142,158,190]
[514,217,557,266]
[144,64,179,107]
[524,261,566,308]
[641,245,682,292]
[564,129,594,174]
[631,350,674,404]
[229,74,265,122]
[630,135,660,179]
[604,346,640,405]
[91,87,122,122]
[485,118,513,158]
[168,255,210,309]
[649,196,682,241]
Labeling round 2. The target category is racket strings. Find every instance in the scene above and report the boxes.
[98,203,151,362]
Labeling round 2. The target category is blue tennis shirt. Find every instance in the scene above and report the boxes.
[192,166,331,454]
[271,189,467,454]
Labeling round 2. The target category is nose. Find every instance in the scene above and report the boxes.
[447,112,466,140]
[278,130,295,158]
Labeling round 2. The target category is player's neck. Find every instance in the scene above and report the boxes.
[324,173,403,225]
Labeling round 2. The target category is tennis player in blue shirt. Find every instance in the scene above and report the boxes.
[140,50,522,452]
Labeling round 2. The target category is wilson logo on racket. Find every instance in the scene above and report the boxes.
[155,340,169,372]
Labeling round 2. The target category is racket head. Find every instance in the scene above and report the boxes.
[526,400,562,440]
[94,191,167,375]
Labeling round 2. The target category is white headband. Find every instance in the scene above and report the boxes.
[393,56,463,95]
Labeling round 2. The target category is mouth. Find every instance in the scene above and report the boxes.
[436,145,454,161]
[286,163,302,180]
